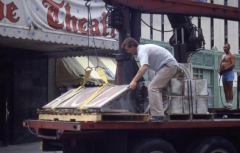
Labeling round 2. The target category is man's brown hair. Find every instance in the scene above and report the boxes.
[121,37,139,48]
[225,43,231,49]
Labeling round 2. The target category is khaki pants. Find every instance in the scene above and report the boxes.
[148,65,177,116]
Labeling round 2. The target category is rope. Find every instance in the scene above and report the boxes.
[27,119,37,136]
[86,1,91,70]
[88,9,100,68]
[88,3,113,75]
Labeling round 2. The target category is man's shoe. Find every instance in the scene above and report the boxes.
[223,105,227,109]
[149,116,164,122]
[223,105,233,110]
[226,105,233,110]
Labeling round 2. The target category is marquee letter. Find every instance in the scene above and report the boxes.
[78,18,87,34]
[42,0,64,29]
[6,2,20,22]
[0,1,4,20]
[65,4,77,32]
[100,12,108,36]
[89,19,100,35]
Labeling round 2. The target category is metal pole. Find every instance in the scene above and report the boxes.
[175,28,178,44]
[115,7,130,85]
[181,28,184,44]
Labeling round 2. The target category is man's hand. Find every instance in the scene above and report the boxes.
[219,69,226,76]
[129,80,137,90]
[129,64,148,90]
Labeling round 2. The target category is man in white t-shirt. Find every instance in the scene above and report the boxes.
[122,37,178,122]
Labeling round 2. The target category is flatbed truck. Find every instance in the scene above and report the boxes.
[23,110,240,153]
[23,0,240,153]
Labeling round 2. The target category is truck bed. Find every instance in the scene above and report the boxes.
[23,108,240,139]
[23,118,240,139]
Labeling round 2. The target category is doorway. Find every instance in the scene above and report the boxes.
[0,62,13,146]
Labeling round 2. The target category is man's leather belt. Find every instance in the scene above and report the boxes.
[223,69,233,74]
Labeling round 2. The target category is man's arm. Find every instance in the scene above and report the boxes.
[225,54,236,70]
[129,64,148,90]
[218,55,224,72]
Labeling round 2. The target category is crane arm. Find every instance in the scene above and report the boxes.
[103,0,240,63]
[104,0,240,21]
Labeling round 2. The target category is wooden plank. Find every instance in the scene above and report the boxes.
[39,114,102,122]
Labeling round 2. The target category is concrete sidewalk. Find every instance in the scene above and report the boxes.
[0,142,62,153]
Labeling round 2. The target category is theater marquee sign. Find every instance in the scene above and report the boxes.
[0,0,118,50]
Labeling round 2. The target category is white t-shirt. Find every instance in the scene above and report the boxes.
[137,44,178,71]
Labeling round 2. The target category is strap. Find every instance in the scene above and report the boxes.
[96,67,108,84]
[79,83,108,110]
[79,67,110,111]
[51,69,92,111]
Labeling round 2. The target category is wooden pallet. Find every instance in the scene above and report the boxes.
[39,113,149,122]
